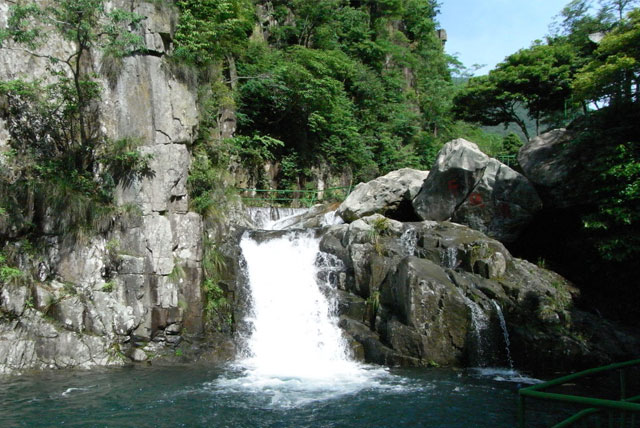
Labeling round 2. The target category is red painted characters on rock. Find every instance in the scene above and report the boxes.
[447,179,460,196]
[468,192,485,207]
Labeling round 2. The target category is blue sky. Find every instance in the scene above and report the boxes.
[438,0,567,75]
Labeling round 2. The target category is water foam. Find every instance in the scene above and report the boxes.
[215,230,392,407]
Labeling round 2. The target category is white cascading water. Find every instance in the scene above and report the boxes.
[217,220,390,406]
[400,227,418,256]
[240,231,354,379]
[463,296,490,365]
[443,247,458,269]
[246,207,309,229]
[473,301,539,384]
[492,300,515,369]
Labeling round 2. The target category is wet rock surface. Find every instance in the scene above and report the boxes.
[321,216,640,374]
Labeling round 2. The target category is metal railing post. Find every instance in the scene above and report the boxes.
[518,395,526,428]
[622,369,628,428]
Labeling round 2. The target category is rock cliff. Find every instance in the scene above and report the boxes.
[0,0,204,374]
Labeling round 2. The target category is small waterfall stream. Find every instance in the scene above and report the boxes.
[470,301,540,383]
[246,207,309,229]
[442,247,458,269]
[463,297,490,365]
[400,227,418,256]
[492,300,515,370]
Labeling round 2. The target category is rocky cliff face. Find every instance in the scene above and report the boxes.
[0,0,205,374]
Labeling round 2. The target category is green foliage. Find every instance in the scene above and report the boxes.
[573,9,640,107]
[222,0,453,182]
[0,0,143,145]
[236,45,372,174]
[453,42,577,139]
[98,138,154,191]
[583,137,640,261]
[168,262,186,283]
[229,134,285,167]
[439,121,504,157]
[102,281,115,293]
[202,240,233,331]
[367,216,390,255]
[365,290,381,328]
[107,343,127,363]
[0,2,146,239]
[172,0,454,196]
[0,252,24,284]
[174,0,254,65]
[502,133,524,156]
[371,216,390,235]
[188,143,239,220]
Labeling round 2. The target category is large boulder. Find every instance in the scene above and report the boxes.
[518,128,594,209]
[380,257,469,365]
[412,139,542,243]
[337,168,429,222]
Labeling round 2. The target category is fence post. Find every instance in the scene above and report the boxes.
[518,395,526,428]
[621,369,627,428]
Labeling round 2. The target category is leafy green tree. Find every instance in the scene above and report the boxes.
[0,0,143,149]
[173,0,454,184]
[174,0,254,66]
[0,1,147,236]
[599,0,640,20]
[452,75,533,140]
[573,9,640,107]
[502,133,524,156]
[453,42,577,139]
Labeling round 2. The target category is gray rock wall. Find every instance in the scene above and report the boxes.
[0,0,205,374]
[320,215,639,373]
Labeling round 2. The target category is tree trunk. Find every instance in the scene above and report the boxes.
[226,54,238,90]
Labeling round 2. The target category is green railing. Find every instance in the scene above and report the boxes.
[497,153,518,167]
[518,359,640,427]
[238,186,352,207]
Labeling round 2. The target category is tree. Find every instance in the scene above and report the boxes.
[451,75,532,139]
[573,9,640,107]
[0,0,143,150]
[599,0,640,20]
[0,1,147,235]
[174,0,254,66]
[228,0,454,180]
[453,42,577,139]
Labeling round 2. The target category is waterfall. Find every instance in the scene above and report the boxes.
[472,301,539,384]
[400,227,418,256]
[246,207,309,230]
[463,296,490,366]
[442,247,458,269]
[320,210,344,227]
[219,229,388,406]
[240,230,354,378]
[492,300,514,370]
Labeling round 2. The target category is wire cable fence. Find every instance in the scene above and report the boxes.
[238,186,353,207]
